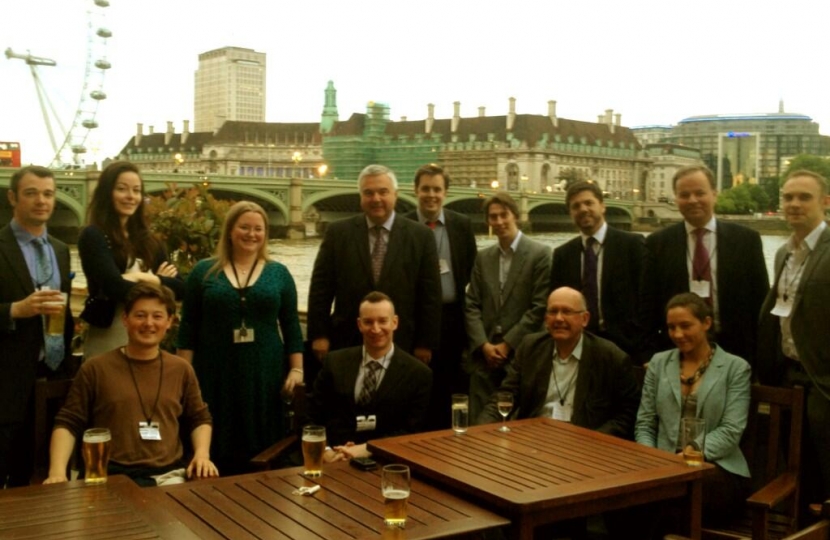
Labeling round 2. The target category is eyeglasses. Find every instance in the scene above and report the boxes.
[546,308,585,317]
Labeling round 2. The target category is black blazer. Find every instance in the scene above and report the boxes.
[0,225,73,424]
[308,346,433,446]
[307,214,442,353]
[549,226,649,357]
[644,220,769,365]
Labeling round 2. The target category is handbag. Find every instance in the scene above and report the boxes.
[80,293,116,328]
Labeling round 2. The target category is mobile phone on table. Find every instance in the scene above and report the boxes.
[350,457,378,471]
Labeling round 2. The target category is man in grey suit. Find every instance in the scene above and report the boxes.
[758,169,830,504]
[465,191,551,420]
[0,165,73,487]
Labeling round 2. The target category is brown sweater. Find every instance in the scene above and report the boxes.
[55,349,212,469]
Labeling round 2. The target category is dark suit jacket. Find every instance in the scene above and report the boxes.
[644,220,768,364]
[0,224,73,424]
[307,214,442,353]
[758,227,830,400]
[308,346,433,446]
[550,226,649,356]
[479,331,641,439]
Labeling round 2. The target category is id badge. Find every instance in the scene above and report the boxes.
[552,402,573,422]
[355,414,377,432]
[771,296,793,317]
[439,259,451,274]
[233,327,255,343]
[139,421,161,441]
[689,280,711,298]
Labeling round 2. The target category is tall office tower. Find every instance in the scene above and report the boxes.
[194,46,266,132]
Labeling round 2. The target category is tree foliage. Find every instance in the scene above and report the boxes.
[780,155,830,186]
[715,183,771,214]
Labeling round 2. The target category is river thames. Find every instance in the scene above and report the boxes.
[70,232,787,312]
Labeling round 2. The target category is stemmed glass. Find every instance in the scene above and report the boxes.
[496,391,513,432]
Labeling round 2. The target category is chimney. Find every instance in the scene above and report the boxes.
[182,120,190,145]
[478,106,486,117]
[614,113,621,126]
[426,103,435,134]
[779,99,785,113]
[164,121,174,145]
[605,109,613,125]
[135,123,143,146]
[148,125,154,135]
[598,115,605,123]
[400,116,407,122]
[507,97,516,131]
[548,100,558,127]
[451,101,461,133]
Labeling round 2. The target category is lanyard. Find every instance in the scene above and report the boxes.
[552,356,578,406]
[123,349,163,425]
[230,258,259,328]
[781,252,809,303]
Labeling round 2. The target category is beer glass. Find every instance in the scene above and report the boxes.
[44,292,68,336]
[496,391,513,432]
[681,417,706,466]
[451,394,469,434]
[302,425,326,477]
[381,464,410,528]
[82,428,112,484]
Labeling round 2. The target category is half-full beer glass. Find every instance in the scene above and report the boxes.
[681,417,706,466]
[83,428,111,484]
[302,425,326,477]
[44,292,68,336]
[381,464,410,528]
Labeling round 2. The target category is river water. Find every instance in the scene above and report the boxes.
[69,232,787,312]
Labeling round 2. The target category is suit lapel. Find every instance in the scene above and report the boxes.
[51,236,70,290]
[0,226,36,295]
[599,229,617,296]
[353,217,373,282]
[501,236,528,301]
[672,223,690,286]
[378,215,407,285]
[375,349,404,402]
[695,348,726,412]
[794,229,830,313]
[665,349,683,408]
[529,338,555,414]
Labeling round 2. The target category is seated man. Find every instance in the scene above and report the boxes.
[44,283,217,486]
[478,287,640,439]
[309,291,432,462]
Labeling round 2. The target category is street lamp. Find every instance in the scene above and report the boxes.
[173,152,184,173]
[317,164,328,178]
[292,151,303,178]
[491,180,499,190]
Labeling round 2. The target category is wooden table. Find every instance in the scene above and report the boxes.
[146,461,509,539]
[0,475,198,539]
[368,417,714,540]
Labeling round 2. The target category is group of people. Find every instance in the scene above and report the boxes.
[1,160,828,535]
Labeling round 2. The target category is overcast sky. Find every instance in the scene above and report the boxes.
[3,0,829,167]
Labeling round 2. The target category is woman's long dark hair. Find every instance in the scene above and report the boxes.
[85,161,159,271]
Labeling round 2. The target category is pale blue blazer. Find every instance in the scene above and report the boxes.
[635,346,751,477]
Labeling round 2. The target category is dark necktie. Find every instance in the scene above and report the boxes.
[583,236,599,331]
[371,226,386,283]
[33,238,65,370]
[357,361,382,406]
[693,228,712,282]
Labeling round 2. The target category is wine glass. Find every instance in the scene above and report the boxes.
[496,391,513,432]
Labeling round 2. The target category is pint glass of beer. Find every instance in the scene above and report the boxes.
[451,394,469,434]
[681,417,706,466]
[44,292,68,336]
[302,425,326,477]
[381,464,410,528]
[82,428,112,484]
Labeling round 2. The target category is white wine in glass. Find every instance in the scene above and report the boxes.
[496,391,513,432]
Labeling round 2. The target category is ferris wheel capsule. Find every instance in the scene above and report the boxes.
[94,0,110,7]
[97,28,112,38]
[82,119,99,129]
[71,145,88,154]
[90,90,107,100]
[94,59,111,69]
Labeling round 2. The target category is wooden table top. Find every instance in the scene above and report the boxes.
[146,461,509,540]
[0,475,199,539]
[367,417,713,518]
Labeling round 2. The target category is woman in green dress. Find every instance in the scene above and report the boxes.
[177,201,304,474]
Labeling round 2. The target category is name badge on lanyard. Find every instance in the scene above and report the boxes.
[139,421,162,441]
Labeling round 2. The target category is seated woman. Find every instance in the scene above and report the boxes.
[636,292,751,528]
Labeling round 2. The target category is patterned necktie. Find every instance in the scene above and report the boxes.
[582,236,599,330]
[693,229,712,282]
[371,225,386,283]
[33,238,65,370]
[357,361,382,406]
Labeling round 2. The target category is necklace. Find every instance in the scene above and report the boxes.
[680,345,715,387]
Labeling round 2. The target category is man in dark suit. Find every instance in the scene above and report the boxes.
[644,165,768,364]
[465,192,551,421]
[478,287,640,438]
[758,170,830,504]
[0,165,73,487]
[404,164,477,429]
[309,292,432,462]
[550,181,649,362]
[308,164,441,364]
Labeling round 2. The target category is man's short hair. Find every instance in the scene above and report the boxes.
[565,181,604,206]
[785,169,829,196]
[358,164,398,190]
[124,282,177,316]
[10,165,54,195]
[482,191,519,220]
[672,165,716,191]
[361,290,394,308]
[414,164,450,190]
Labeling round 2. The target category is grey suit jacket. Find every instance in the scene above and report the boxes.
[636,346,751,477]
[465,234,551,353]
[758,226,830,401]
[0,224,73,424]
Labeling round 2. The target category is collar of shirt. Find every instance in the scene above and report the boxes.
[553,333,584,364]
[581,221,608,248]
[787,220,827,253]
[499,230,523,256]
[365,211,396,232]
[361,345,394,368]
[10,218,49,246]
[416,208,445,226]
[684,216,717,236]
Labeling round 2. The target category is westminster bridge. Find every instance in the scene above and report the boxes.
[0,168,680,239]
